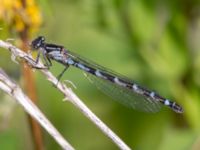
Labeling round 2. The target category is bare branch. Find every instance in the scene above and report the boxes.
[0,40,131,150]
[0,68,74,150]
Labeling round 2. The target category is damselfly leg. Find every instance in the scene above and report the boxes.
[57,65,69,82]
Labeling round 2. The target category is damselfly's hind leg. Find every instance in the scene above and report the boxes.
[56,65,69,84]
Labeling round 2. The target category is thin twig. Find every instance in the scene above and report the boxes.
[0,39,132,150]
[0,68,74,150]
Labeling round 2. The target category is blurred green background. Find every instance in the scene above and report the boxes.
[0,0,200,150]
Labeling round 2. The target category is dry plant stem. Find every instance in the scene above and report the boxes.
[21,37,44,150]
[20,34,43,150]
[0,69,74,150]
[0,40,131,150]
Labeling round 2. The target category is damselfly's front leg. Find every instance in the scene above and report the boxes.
[41,50,52,69]
[35,49,41,64]
[23,50,47,69]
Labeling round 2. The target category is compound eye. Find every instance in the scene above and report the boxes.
[31,36,45,49]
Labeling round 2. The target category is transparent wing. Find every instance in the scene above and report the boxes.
[68,51,162,113]
[85,73,162,113]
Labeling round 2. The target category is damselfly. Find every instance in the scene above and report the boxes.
[31,36,183,113]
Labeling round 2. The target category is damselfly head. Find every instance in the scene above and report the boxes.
[31,36,45,50]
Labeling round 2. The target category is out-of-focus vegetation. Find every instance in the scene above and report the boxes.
[0,0,200,150]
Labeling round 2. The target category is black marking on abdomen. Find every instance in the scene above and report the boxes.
[100,71,115,82]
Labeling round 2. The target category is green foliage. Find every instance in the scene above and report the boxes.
[1,0,200,149]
